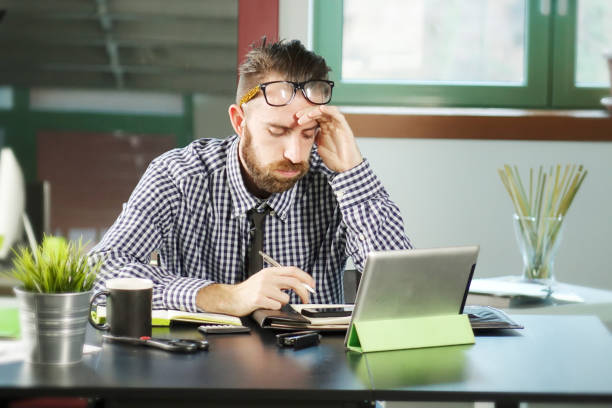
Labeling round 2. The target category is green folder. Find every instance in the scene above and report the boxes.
[0,307,20,338]
[346,313,474,353]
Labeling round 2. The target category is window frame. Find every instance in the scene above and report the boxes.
[313,0,609,109]
[552,0,610,108]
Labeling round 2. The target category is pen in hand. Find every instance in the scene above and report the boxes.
[258,250,317,295]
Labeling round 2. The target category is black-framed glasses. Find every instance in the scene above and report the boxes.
[239,80,334,106]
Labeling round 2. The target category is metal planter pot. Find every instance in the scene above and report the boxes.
[14,287,92,364]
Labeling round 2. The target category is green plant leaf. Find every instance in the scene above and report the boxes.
[4,235,102,293]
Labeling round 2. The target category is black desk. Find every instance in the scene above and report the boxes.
[366,315,612,407]
[0,321,371,408]
[0,315,611,408]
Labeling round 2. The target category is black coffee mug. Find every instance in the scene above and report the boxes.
[89,278,153,338]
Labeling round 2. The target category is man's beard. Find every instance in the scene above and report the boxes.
[241,126,310,194]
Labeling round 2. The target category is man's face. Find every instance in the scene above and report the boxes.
[238,74,319,196]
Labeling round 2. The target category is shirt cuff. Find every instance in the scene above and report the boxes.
[329,159,385,210]
[164,276,214,312]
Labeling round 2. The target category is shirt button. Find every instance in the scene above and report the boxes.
[359,233,366,241]
[180,306,186,312]
[336,190,345,200]
[270,210,276,216]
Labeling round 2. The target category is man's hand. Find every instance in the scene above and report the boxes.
[195,267,315,317]
[296,105,362,173]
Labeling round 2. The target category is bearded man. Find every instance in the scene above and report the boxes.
[90,39,412,316]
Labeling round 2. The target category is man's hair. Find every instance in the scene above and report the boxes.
[236,38,331,105]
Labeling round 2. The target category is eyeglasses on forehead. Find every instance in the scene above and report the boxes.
[239,79,334,107]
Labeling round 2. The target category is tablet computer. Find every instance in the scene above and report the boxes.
[344,245,479,348]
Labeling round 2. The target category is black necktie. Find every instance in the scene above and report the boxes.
[247,208,268,278]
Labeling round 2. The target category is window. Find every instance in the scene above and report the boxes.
[342,0,526,84]
[553,0,612,106]
[313,0,612,108]
[576,0,612,85]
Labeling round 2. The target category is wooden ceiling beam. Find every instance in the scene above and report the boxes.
[0,18,237,46]
[108,0,237,19]
[0,43,235,71]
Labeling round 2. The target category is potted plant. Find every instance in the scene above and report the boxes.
[7,235,101,364]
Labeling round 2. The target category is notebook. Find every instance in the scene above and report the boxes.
[251,304,351,331]
[93,306,242,327]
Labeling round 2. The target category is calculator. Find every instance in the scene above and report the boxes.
[198,324,251,334]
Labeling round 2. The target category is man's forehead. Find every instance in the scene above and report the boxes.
[262,101,318,128]
[261,108,318,129]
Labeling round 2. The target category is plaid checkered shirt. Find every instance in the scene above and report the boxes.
[90,135,412,312]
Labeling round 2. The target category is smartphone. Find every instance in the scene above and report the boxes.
[301,306,353,318]
[198,325,251,334]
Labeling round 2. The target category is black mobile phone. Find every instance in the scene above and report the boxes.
[276,331,321,350]
[301,306,353,318]
[198,324,251,334]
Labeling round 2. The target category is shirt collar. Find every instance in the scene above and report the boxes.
[226,135,300,222]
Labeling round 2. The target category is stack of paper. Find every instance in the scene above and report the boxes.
[469,279,551,298]
[463,305,523,330]
[467,278,552,308]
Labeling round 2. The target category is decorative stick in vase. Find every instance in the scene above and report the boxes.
[498,164,587,282]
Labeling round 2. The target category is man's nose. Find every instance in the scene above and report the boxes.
[283,134,305,164]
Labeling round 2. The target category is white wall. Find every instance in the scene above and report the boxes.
[357,137,612,290]
[280,0,612,290]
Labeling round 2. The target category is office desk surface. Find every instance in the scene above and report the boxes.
[0,321,371,407]
[0,314,611,407]
[368,314,612,405]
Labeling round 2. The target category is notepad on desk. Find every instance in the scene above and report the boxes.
[469,278,552,298]
[467,277,584,308]
[94,306,242,327]
[251,304,352,331]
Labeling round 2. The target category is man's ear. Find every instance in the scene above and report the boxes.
[228,104,245,137]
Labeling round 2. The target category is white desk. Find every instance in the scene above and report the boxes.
[472,279,612,331]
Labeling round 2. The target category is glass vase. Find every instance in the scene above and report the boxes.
[512,214,564,285]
